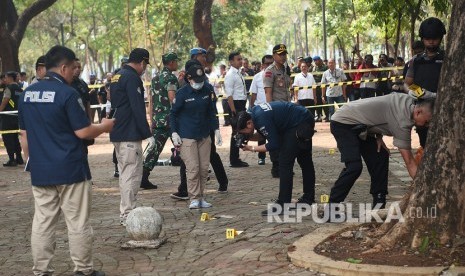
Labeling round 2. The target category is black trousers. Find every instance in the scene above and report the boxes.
[329,121,389,203]
[277,123,316,203]
[2,133,21,160]
[257,138,266,159]
[315,87,328,118]
[416,126,428,148]
[221,99,231,125]
[178,132,228,193]
[229,100,247,164]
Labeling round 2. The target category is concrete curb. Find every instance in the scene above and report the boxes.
[288,224,465,276]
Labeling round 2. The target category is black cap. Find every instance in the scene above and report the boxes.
[128,48,150,64]
[35,55,46,69]
[121,56,129,64]
[186,64,205,83]
[272,44,288,54]
[185,59,202,71]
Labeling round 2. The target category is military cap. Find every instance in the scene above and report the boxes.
[162,52,179,63]
[186,64,205,83]
[272,44,288,54]
[128,48,150,64]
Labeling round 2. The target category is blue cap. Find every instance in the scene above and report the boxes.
[312,56,321,61]
[190,47,207,56]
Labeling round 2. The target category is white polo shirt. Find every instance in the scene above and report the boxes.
[224,67,247,100]
[249,71,266,105]
[292,72,316,100]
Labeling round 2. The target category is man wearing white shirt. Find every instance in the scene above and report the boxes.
[224,52,249,167]
[292,62,317,117]
[321,58,347,120]
[249,55,274,165]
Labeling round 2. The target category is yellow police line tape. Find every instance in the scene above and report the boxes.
[0,129,20,135]
[87,66,403,88]
[291,76,404,90]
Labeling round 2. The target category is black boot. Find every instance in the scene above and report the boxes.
[140,168,157,189]
[16,154,24,165]
[373,193,386,209]
[113,163,119,178]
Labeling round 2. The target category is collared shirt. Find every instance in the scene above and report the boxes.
[224,67,247,100]
[263,62,291,102]
[331,93,415,150]
[321,68,347,97]
[292,72,316,100]
[249,71,266,105]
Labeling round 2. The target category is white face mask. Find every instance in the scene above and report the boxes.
[191,81,204,90]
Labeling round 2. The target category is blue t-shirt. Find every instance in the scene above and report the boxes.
[251,102,311,151]
[170,83,218,140]
[18,72,91,186]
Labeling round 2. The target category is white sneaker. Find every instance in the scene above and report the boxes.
[189,200,200,209]
[200,199,212,208]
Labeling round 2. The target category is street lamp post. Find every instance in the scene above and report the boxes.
[322,0,327,60]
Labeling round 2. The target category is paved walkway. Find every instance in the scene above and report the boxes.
[0,123,415,276]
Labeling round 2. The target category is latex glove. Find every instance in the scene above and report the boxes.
[408,84,437,100]
[172,132,182,146]
[215,129,222,146]
[146,136,156,151]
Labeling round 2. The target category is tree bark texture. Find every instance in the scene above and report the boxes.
[193,0,216,66]
[0,0,57,72]
[372,0,465,252]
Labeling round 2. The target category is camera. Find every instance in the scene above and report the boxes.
[234,133,249,148]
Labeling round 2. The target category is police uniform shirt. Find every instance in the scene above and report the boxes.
[263,62,291,102]
[321,68,347,97]
[109,64,151,142]
[18,72,91,186]
[1,83,22,130]
[170,83,218,140]
[249,71,266,105]
[71,78,91,107]
[224,66,247,101]
[251,102,311,151]
[331,93,415,150]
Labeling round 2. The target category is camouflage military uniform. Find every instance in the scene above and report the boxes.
[143,66,179,170]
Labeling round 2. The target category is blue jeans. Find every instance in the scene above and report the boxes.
[327,96,345,120]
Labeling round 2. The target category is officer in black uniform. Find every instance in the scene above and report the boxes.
[0,71,23,166]
[405,17,446,148]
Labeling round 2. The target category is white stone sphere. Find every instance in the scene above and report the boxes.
[126,207,163,240]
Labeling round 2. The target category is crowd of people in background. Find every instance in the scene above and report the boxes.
[0,16,447,276]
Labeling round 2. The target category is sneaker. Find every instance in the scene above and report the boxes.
[189,200,200,209]
[170,192,189,200]
[113,171,119,178]
[230,160,249,168]
[372,193,386,209]
[217,188,228,194]
[3,160,17,167]
[200,199,212,208]
[258,158,265,165]
[74,270,106,276]
[140,182,158,189]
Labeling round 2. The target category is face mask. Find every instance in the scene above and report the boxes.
[191,81,204,90]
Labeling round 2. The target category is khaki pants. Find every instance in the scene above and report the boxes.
[114,141,143,218]
[31,180,94,275]
[180,137,211,200]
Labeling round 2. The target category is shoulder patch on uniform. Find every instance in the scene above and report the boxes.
[111,74,121,83]
[265,71,272,78]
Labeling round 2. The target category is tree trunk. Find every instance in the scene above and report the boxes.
[384,23,389,57]
[193,0,216,66]
[407,0,423,49]
[126,0,132,51]
[0,0,57,72]
[393,10,402,57]
[369,0,465,253]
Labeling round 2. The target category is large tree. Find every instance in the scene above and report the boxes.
[0,0,57,72]
[367,0,465,254]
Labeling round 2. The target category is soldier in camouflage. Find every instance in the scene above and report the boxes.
[140,52,180,189]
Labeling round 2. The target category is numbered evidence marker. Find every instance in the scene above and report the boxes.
[320,194,329,203]
[329,148,335,154]
[226,228,244,239]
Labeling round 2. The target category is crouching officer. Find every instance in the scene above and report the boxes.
[235,102,316,216]
[328,93,435,208]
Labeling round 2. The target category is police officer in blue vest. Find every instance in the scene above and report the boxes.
[405,17,446,148]
[236,102,316,216]
[19,45,113,276]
